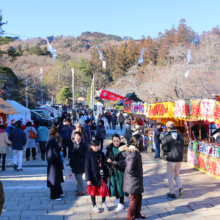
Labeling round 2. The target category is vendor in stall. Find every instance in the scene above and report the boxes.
[191,121,208,140]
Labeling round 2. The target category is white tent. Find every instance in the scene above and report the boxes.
[96,102,103,116]
[6,100,31,125]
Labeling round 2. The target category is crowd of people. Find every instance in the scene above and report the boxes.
[0,105,186,220]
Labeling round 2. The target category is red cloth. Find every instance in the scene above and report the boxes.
[87,178,110,197]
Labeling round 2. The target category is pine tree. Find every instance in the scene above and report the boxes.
[16,44,23,56]
[24,43,29,52]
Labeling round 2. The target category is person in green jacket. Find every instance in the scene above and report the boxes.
[105,134,128,212]
[0,181,5,216]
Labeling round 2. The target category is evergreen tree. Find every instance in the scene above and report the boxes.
[16,44,23,56]
[24,43,29,52]
[56,86,72,104]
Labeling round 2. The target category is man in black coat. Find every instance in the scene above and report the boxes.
[162,121,184,199]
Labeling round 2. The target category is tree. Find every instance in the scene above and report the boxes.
[56,86,72,104]
[16,44,23,56]
[0,11,7,35]
[24,43,29,52]
[77,58,90,76]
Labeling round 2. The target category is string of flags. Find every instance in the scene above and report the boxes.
[185,49,192,78]
[96,45,106,69]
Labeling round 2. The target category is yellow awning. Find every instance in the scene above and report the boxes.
[0,98,17,114]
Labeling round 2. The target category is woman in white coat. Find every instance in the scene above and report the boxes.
[25,121,37,161]
[102,115,109,130]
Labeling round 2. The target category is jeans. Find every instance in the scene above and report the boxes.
[1,154,6,169]
[126,193,142,220]
[120,122,123,130]
[13,150,23,169]
[74,173,85,193]
[154,142,160,158]
[108,121,112,129]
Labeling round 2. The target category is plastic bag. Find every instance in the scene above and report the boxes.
[65,166,74,181]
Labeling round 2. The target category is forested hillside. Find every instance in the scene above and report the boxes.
[1,15,220,106]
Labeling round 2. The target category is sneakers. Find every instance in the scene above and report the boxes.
[102,202,109,211]
[114,198,119,206]
[167,193,177,199]
[17,168,23,172]
[179,187,184,198]
[14,164,18,170]
[60,194,65,197]
[92,205,100,213]
[116,203,125,212]
[55,198,62,201]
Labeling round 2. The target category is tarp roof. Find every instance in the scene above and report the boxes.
[116,92,143,106]
[0,98,17,115]
[6,100,30,114]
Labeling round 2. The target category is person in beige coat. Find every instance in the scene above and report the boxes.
[0,125,12,171]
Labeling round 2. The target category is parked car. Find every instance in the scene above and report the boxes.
[32,110,55,124]
[31,111,53,128]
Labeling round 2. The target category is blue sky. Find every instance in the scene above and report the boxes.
[1,0,220,40]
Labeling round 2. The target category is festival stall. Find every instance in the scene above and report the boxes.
[174,99,220,180]
[6,100,31,125]
[0,98,17,127]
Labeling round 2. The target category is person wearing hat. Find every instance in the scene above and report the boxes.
[162,121,184,199]
[6,119,15,134]
[60,118,75,159]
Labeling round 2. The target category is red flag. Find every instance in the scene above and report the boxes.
[100,90,130,101]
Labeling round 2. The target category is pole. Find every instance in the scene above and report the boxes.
[26,74,28,108]
[92,73,95,110]
[40,67,43,105]
[71,67,74,108]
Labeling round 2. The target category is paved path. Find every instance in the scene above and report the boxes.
[1,125,220,219]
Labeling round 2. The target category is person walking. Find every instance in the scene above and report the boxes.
[85,140,110,213]
[111,113,117,130]
[162,121,184,199]
[37,121,49,161]
[60,118,76,159]
[105,134,128,212]
[84,119,92,146]
[97,114,102,125]
[69,131,88,196]
[46,126,64,200]
[154,122,162,159]
[25,121,38,161]
[9,120,27,171]
[124,119,132,144]
[118,134,145,220]
[71,123,87,143]
[72,110,77,123]
[96,120,106,152]
[0,125,12,171]
[102,115,109,130]
[107,112,112,129]
[119,112,124,130]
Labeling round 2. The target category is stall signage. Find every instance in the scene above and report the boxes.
[131,102,145,115]
[123,101,132,113]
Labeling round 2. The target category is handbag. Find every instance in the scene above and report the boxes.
[29,127,37,139]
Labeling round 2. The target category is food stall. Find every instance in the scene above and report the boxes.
[174,99,220,180]
[0,98,17,127]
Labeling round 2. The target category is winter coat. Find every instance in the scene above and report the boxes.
[85,150,108,186]
[84,124,92,144]
[119,115,124,123]
[154,127,162,143]
[25,126,37,149]
[162,130,184,162]
[125,124,132,141]
[107,114,112,122]
[97,117,102,125]
[55,134,63,148]
[96,125,106,140]
[71,128,87,143]
[105,142,126,175]
[0,131,12,154]
[69,140,88,174]
[37,126,49,142]
[46,137,64,188]
[111,114,117,126]
[60,125,76,140]
[9,128,26,150]
[119,145,144,194]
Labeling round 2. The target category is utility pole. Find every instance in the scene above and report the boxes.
[26,74,28,108]
[71,67,75,108]
[40,67,43,105]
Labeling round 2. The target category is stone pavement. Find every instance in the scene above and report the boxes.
[1,126,220,219]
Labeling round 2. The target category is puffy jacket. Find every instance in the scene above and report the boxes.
[60,125,76,140]
[120,146,144,194]
[9,128,26,150]
[37,126,49,141]
[162,130,184,162]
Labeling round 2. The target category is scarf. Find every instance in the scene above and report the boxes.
[0,129,6,133]
[129,145,139,152]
